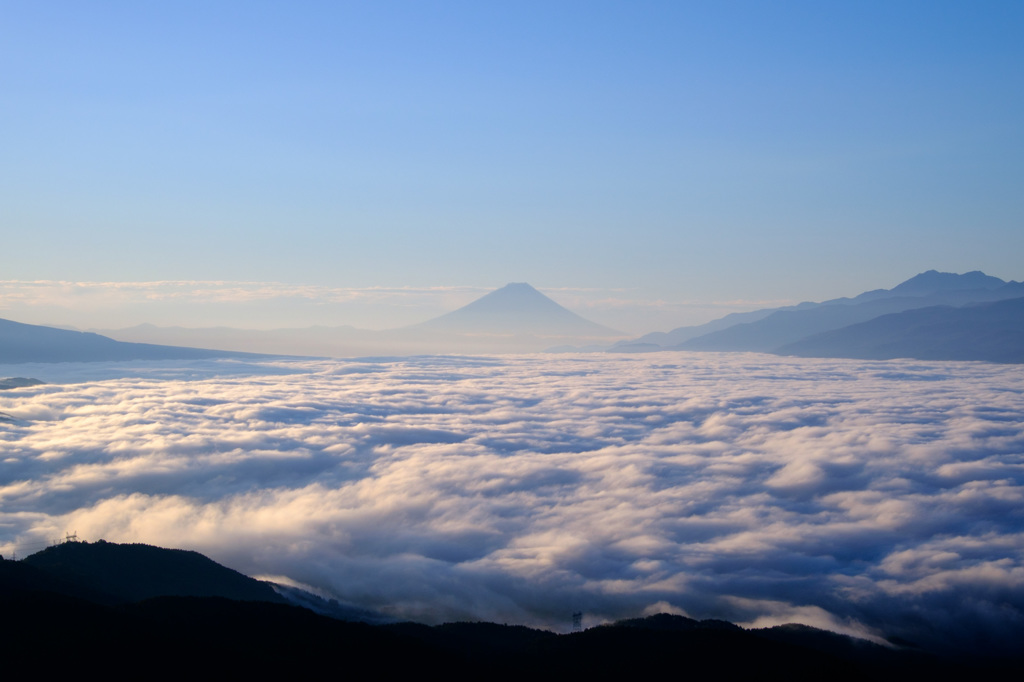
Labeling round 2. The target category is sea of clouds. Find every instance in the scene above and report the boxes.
[1,353,1022,653]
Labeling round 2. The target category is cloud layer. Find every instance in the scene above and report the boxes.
[1,353,1022,653]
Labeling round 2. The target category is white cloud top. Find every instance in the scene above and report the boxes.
[1,353,1022,653]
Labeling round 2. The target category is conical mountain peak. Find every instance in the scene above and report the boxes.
[413,283,621,337]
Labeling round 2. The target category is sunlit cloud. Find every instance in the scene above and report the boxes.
[0,353,1021,654]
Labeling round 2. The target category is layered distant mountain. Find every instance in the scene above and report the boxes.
[778,297,1024,363]
[0,317,260,364]
[615,271,1024,363]
[98,283,624,356]
[14,274,1022,362]
[95,322,375,358]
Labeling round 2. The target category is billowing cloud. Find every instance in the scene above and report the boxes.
[1,353,1022,654]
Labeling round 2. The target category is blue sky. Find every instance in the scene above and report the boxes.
[2,1,1022,332]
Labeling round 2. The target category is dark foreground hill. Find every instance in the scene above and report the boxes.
[20,539,286,604]
[2,541,1018,677]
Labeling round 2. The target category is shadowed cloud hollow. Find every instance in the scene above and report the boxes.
[1,354,1022,655]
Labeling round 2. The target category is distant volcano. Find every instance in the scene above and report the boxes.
[92,284,624,357]
[411,283,621,338]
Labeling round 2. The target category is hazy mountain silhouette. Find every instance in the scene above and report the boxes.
[777,296,1024,362]
[98,283,623,356]
[94,322,389,358]
[0,317,262,363]
[0,377,44,390]
[678,271,1023,352]
[410,283,620,337]
[886,269,1006,296]
[26,272,1023,361]
[614,307,780,350]
[678,289,1006,353]
[614,271,1024,362]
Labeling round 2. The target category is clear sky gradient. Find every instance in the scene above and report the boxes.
[2,1,1022,332]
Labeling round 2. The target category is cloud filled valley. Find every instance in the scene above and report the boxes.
[1,353,1022,655]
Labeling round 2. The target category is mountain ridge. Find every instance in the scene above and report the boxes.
[93,283,624,356]
[777,296,1024,363]
[21,539,286,605]
[614,270,1024,362]
[0,316,266,364]
[3,539,990,676]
